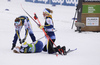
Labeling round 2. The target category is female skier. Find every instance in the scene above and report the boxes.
[11,16,36,50]
[39,8,56,54]
[37,8,67,55]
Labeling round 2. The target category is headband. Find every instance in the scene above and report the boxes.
[43,8,50,15]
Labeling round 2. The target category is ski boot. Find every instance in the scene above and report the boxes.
[43,45,47,52]
[56,45,62,55]
[61,46,67,55]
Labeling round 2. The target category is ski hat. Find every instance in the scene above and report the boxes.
[22,42,28,47]
[13,47,20,53]
[43,8,51,15]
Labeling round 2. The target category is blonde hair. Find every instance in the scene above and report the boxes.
[45,8,53,13]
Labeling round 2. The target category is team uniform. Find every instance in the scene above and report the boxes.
[44,15,55,40]
[42,9,56,54]
[20,41,43,53]
[13,41,43,53]
[11,16,36,50]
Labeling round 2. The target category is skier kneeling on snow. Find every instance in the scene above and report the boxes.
[11,16,36,50]
[13,40,67,55]
[35,8,67,55]
[38,8,56,54]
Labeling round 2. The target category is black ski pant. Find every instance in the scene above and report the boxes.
[43,39,56,54]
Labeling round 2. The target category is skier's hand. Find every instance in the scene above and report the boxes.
[19,39,22,44]
[34,13,38,20]
[22,38,26,43]
[39,25,44,29]
[34,16,37,20]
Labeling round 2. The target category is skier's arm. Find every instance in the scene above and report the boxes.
[24,28,28,39]
[21,28,28,43]
[39,18,53,29]
[16,30,20,39]
[16,30,22,44]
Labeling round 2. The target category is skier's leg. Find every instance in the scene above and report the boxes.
[47,39,55,54]
[11,33,19,50]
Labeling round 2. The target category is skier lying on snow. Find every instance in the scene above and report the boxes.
[13,40,67,55]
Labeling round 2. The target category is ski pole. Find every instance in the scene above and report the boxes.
[21,4,39,26]
[37,36,45,41]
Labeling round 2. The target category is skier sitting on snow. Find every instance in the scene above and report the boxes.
[11,16,36,50]
[13,40,67,55]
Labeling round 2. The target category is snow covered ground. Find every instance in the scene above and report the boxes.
[0,0,100,65]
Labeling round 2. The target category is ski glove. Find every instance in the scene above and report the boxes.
[39,25,44,29]
[34,13,38,20]
[22,38,26,43]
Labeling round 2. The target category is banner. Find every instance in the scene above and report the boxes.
[25,0,78,6]
[82,5,100,13]
[83,0,100,2]
[86,17,99,26]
